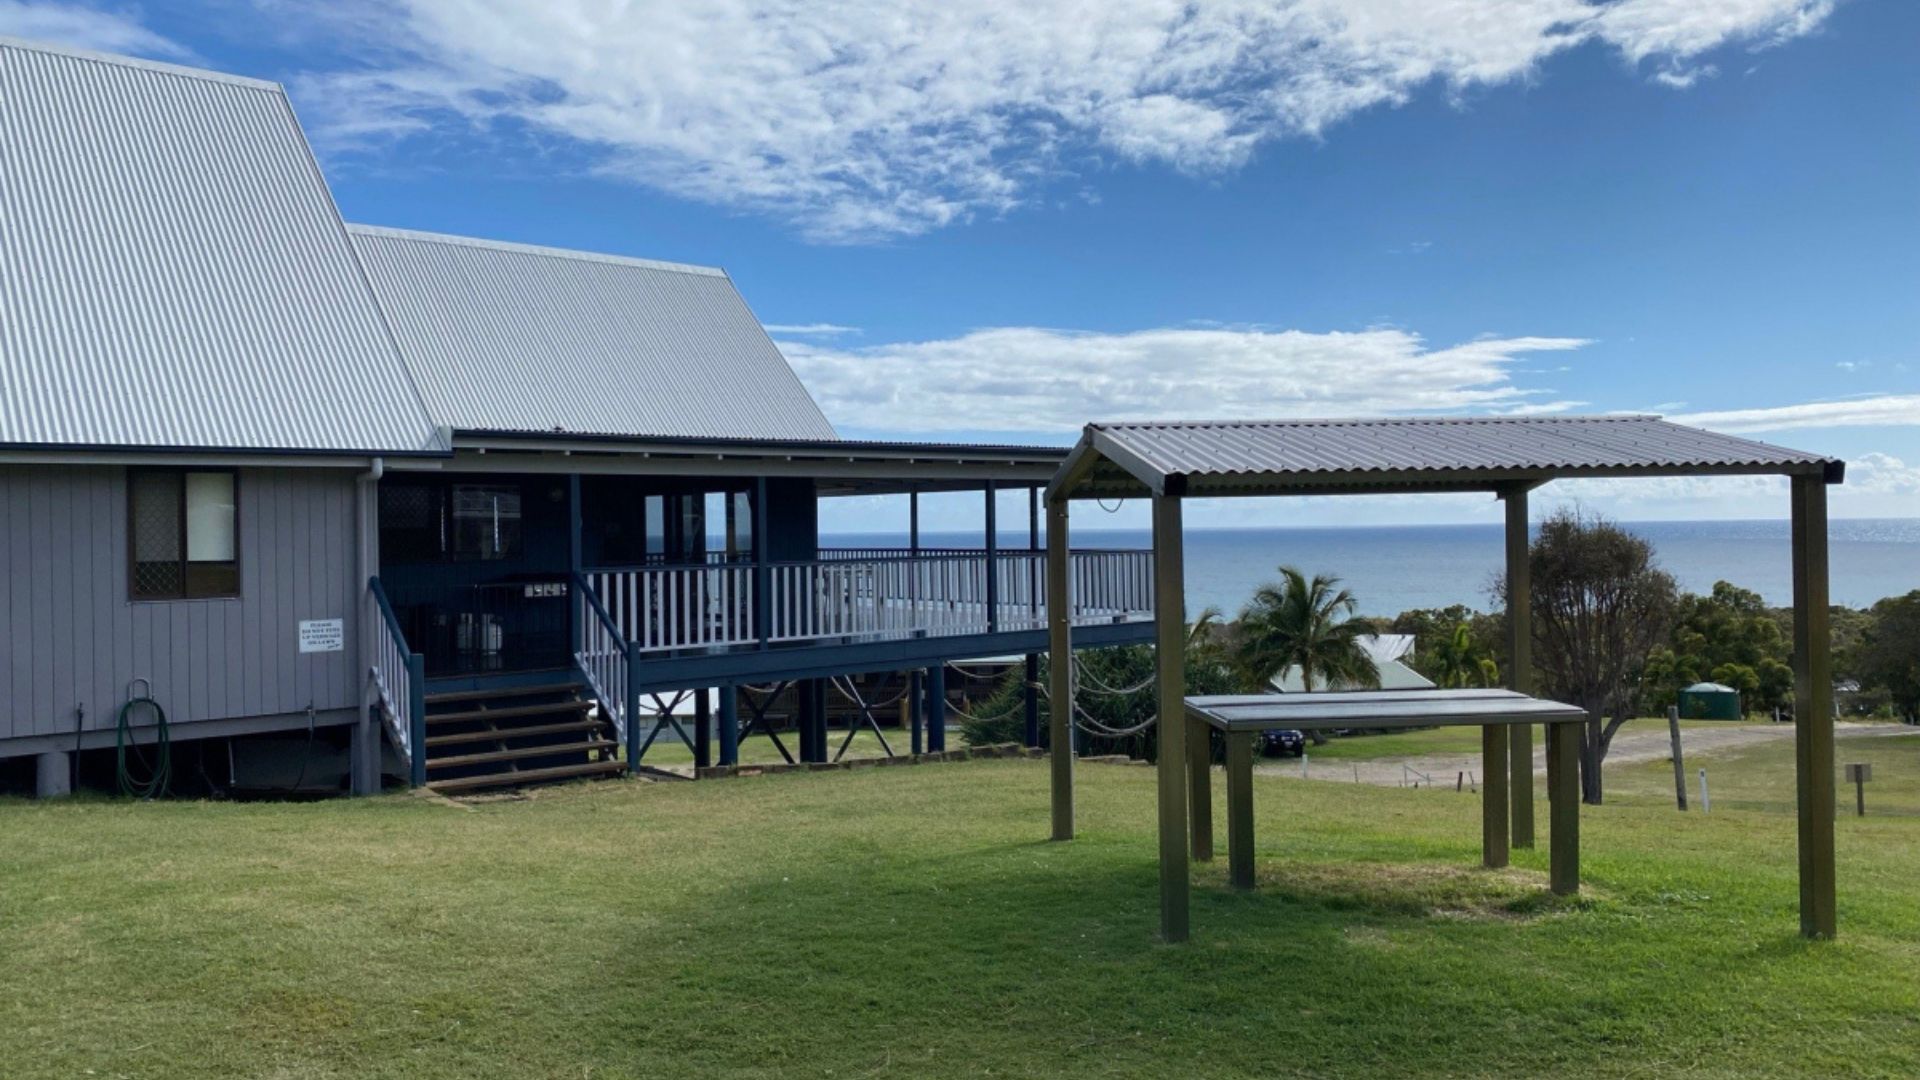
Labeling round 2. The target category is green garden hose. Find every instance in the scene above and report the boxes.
[116,683,170,800]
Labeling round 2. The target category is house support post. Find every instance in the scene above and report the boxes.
[624,647,643,774]
[1501,483,1534,847]
[984,480,998,633]
[1152,492,1190,942]
[694,689,713,769]
[924,665,947,753]
[1046,495,1073,840]
[909,670,925,754]
[718,686,739,766]
[1023,654,1041,748]
[35,751,71,799]
[1791,473,1837,939]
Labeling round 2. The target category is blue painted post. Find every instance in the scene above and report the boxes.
[719,686,739,766]
[753,477,770,649]
[407,652,427,788]
[694,688,712,769]
[984,479,998,633]
[909,669,924,755]
[567,474,583,656]
[625,646,642,773]
[925,664,947,752]
[1024,654,1041,748]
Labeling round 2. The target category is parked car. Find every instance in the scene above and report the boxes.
[1259,729,1306,757]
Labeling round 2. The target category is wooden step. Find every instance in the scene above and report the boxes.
[426,759,628,794]
[429,740,618,770]
[426,700,596,725]
[424,681,582,706]
[424,719,602,748]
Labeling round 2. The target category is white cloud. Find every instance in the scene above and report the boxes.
[280,0,1836,241]
[0,2,190,57]
[1670,395,1920,433]
[763,323,861,338]
[778,325,1590,433]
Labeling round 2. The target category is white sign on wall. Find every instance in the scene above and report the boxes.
[298,618,345,654]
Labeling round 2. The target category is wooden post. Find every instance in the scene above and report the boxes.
[1225,730,1255,889]
[924,665,947,753]
[1152,493,1190,942]
[1502,484,1535,848]
[1047,495,1073,841]
[1667,705,1688,810]
[1481,724,1510,868]
[1791,473,1837,939]
[718,685,739,766]
[1548,721,1580,895]
[1188,713,1212,861]
[909,669,925,755]
[694,688,713,769]
[984,480,998,633]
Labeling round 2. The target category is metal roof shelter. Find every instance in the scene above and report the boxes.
[349,225,839,443]
[0,38,442,456]
[1041,414,1845,943]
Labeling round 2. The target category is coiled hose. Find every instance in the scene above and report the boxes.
[116,688,170,800]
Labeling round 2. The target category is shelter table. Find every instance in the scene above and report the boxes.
[1183,689,1590,897]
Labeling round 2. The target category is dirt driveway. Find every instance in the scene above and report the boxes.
[1258,721,1906,788]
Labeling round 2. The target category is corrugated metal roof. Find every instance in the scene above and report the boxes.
[1058,416,1841,498]
[348,225,840,442]
[0,37,442,454]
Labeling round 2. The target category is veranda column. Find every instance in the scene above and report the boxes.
[924,664,947,753]
[1047,495,1074,840]
[1791,473,1837,939]
[1152,492,1190,943]
[1502,483,1535,848]
[718,686,740,766]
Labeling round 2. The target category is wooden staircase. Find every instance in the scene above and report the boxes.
[421,681,625,793]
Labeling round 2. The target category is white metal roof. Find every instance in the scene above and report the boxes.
[0,38,443,455]
[1052,416,1843,499]
[348,225,840,443]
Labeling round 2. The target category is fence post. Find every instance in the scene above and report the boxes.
[407,652,427,788]
[1667,705,1688,811]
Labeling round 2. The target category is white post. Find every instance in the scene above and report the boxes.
[1698,768,1711,814]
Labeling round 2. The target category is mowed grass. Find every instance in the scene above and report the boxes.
[5,735,1920,1079]
[1301,716,1801,764]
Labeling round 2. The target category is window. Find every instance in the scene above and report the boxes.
[131,469,238,600]
[450,484,521,561]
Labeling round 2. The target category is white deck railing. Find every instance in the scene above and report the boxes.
[589,564,758,652]
[574,575,631,742]
[584,549,1151,653]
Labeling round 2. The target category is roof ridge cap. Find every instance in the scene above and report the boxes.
[346,223,727,278]
[0,35,283,93]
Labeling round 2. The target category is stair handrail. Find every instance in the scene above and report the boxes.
[368,576,427,787]
[572,571,633,748]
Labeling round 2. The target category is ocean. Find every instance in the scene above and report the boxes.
[822,519,1920,619]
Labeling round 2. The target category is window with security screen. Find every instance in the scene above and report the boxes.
[130,469,238,600]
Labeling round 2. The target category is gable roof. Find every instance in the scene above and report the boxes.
[0,38,442,455]
[347,225,839,442]
[1051,415,1843,499]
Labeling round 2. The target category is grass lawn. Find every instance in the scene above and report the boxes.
[5,733,1920,1079]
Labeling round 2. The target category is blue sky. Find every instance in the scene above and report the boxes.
[6,1,1915,531]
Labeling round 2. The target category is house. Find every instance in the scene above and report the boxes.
[1268,634,1437,692]
[0,37,1155,797]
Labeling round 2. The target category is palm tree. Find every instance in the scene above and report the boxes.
[1430,622,1500,689]
[1234,567,1381,712]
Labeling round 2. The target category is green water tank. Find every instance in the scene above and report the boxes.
[1678,682,1743,721]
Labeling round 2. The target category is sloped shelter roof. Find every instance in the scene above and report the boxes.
[1049,416,1843,499]
[0,38,442,455]
[348,225,839,443]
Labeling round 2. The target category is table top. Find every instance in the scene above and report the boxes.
[1185,688,1588,733]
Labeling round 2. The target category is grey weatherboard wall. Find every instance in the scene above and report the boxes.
[0,465,363,747]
